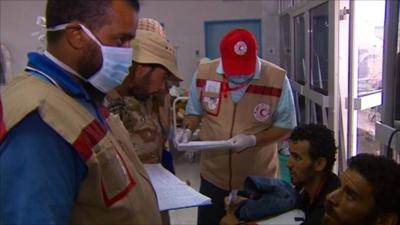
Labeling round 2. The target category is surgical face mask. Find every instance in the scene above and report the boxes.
[47,24,132,93]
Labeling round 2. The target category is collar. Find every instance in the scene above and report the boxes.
[43,51,86,80]
[26,52,90,100]
[300,174,332,208]
[216,56,261,80]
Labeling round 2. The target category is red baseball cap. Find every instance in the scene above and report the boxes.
[220,28,257,77]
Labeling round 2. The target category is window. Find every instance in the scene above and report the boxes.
[310,3,329,95]
[280,14,292,76]
[294,14,306,84]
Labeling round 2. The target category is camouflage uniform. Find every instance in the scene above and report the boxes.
[104,18,179,225]
[106,90,169,164]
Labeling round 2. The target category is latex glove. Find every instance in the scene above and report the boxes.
[229,134,256,152]
[175,128,192,143]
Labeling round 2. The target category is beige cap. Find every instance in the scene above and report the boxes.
[137,18,166,39]
[132,30,182,81]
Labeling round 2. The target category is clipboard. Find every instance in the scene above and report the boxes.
[176,140,233,151]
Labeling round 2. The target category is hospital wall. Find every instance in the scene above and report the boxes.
[0,0,280,89]
[0,0,46,84]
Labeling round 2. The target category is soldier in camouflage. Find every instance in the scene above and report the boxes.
[105,18,182,164]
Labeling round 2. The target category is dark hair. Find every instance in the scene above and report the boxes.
[348,154,400,218]
[289,123,337,173]
[45,0,140,43]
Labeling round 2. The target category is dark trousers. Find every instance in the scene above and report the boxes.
[197,176,230,225]
[161,149,175,174]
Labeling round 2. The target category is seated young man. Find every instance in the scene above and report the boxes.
[287,124,340,225]
[220,124,339,225]
[323,154,400,225]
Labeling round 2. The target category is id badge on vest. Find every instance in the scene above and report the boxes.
[201,80,222,116]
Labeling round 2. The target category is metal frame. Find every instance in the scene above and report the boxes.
[353,92,382,111]
[287,0,334,127]
[281,0,392,170]
[328,0,340,145]
[282,0,340,171]
[381,0,399,127]
[375,121,400,154]
[337,0,350,170]
[347,0,358,157]
[377,0,400,157]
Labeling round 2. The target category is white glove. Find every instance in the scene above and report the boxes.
[175,128,193,144]
[229,134,257,152]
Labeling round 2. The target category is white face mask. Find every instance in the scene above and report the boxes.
[47,23,133,93]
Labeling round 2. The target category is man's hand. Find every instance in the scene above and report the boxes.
[229,134,256,152]
[219,212,240,225]
[175,128,192,143]
[220,194,247,225]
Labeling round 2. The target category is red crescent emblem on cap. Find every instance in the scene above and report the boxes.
[234,41,247,56]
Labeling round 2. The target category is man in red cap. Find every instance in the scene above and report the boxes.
[176,28,297,225]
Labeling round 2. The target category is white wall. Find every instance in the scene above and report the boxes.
[140,0,280,88]
[0,0,46,83]
[262,0,281,66]
[0,0,281,89]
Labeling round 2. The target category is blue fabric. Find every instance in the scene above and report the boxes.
[26,52,90,100]
[235,176,300,221]
[185,59,297,129]
[273,78,297,129]
[0,52,99,224]
[185,73,203,116]
[0,111,87,225]
[26,52,107,125]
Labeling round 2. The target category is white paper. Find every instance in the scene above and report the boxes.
[176,140,233,151]
[144,164,211,211]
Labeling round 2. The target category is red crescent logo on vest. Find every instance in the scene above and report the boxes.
[253,103,271,122]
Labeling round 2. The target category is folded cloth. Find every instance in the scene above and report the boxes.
[235,176,300,221]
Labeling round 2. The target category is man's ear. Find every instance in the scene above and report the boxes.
[313,157,327,172]
[64,24,90,49]
[376,213,398,225]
